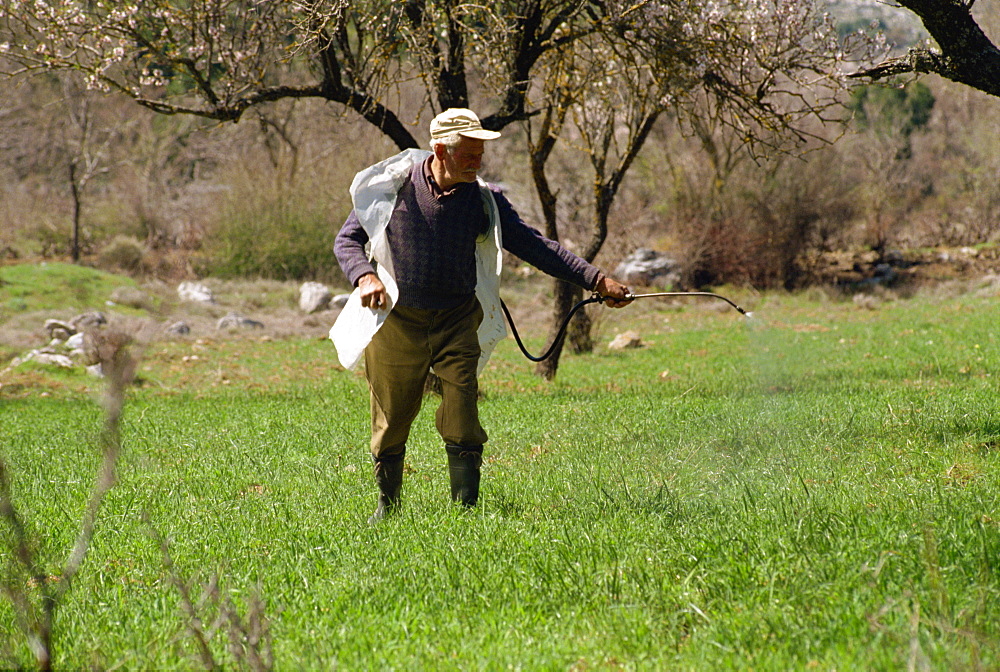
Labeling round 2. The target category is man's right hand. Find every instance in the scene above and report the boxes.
[595,275,632,308]
[358,273,389,310]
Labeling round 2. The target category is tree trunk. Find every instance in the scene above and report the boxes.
[567,296,593,354]
[69,161,81,263]
[526,106,572,380]
[533,280,584,380]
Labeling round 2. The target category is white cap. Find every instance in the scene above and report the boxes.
[429,108,501,141]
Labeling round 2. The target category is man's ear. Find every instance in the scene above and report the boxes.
[432,143,448,160]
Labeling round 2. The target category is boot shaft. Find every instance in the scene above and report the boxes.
[369,453,405,523]
[446,444,482,507]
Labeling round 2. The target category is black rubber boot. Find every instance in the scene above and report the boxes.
[446,444,483,507]
[368,453,404,524]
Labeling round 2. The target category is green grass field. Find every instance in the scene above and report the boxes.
[1,275,999,670]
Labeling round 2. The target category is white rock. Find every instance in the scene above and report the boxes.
[14,350,75,369]
[217,312,264,330]
[299,282,333,313]
[45,319,75,340]
[166,321,191,335]
[70,311,107,330]
[178,281,215,303]
[614,248,679,287]
[853,293,880,310]
[608,331,643,350]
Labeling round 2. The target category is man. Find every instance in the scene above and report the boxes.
[332,108,631,523]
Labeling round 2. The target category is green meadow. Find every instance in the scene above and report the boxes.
[1,275,999,669]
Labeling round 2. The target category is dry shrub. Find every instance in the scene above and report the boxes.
[670,148,860,290]
[198,184,341,282]
[97,235,146,275]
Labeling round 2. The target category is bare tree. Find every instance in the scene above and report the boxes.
[523,12,667,378]
[0,1,603,144]
[62,78,122,262]
[849,0,1000,98]
[147,522,274,671]
[522,0,871,378]
[0,1,874,146]
[845,81,936,255]
[0,73,126,260]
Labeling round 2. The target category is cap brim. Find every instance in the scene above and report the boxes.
[459,129,502,140]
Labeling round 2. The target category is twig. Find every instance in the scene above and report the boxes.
[0,329,137,670]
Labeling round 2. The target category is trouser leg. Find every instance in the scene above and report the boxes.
[432,298,486,507]
[431,298,487,447]
[364,309,428,522]
[365,308,431,460]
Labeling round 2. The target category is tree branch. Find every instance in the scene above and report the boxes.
[849,0,1000,98]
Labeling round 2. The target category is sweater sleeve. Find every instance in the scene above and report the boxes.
[334,210,377,287]
[492,188,602,291]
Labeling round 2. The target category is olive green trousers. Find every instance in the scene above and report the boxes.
[364,296,488,459]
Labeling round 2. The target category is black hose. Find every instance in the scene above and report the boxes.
[499,290,748,362]
[499,294,604,362]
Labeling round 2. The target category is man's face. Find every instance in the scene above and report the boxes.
[441,136,485,184]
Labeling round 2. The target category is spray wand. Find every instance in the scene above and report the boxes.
[500,290,751,362]
[623,291,749,316]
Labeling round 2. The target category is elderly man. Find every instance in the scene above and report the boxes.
[332,108,631,522]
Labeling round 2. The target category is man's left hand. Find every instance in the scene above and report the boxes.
[595,276,632,308]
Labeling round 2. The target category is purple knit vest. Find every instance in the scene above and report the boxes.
[386,162,489,309]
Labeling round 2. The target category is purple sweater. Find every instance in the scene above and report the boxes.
[335,157,601,310]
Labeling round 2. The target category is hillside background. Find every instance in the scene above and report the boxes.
[0,1,997,290]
